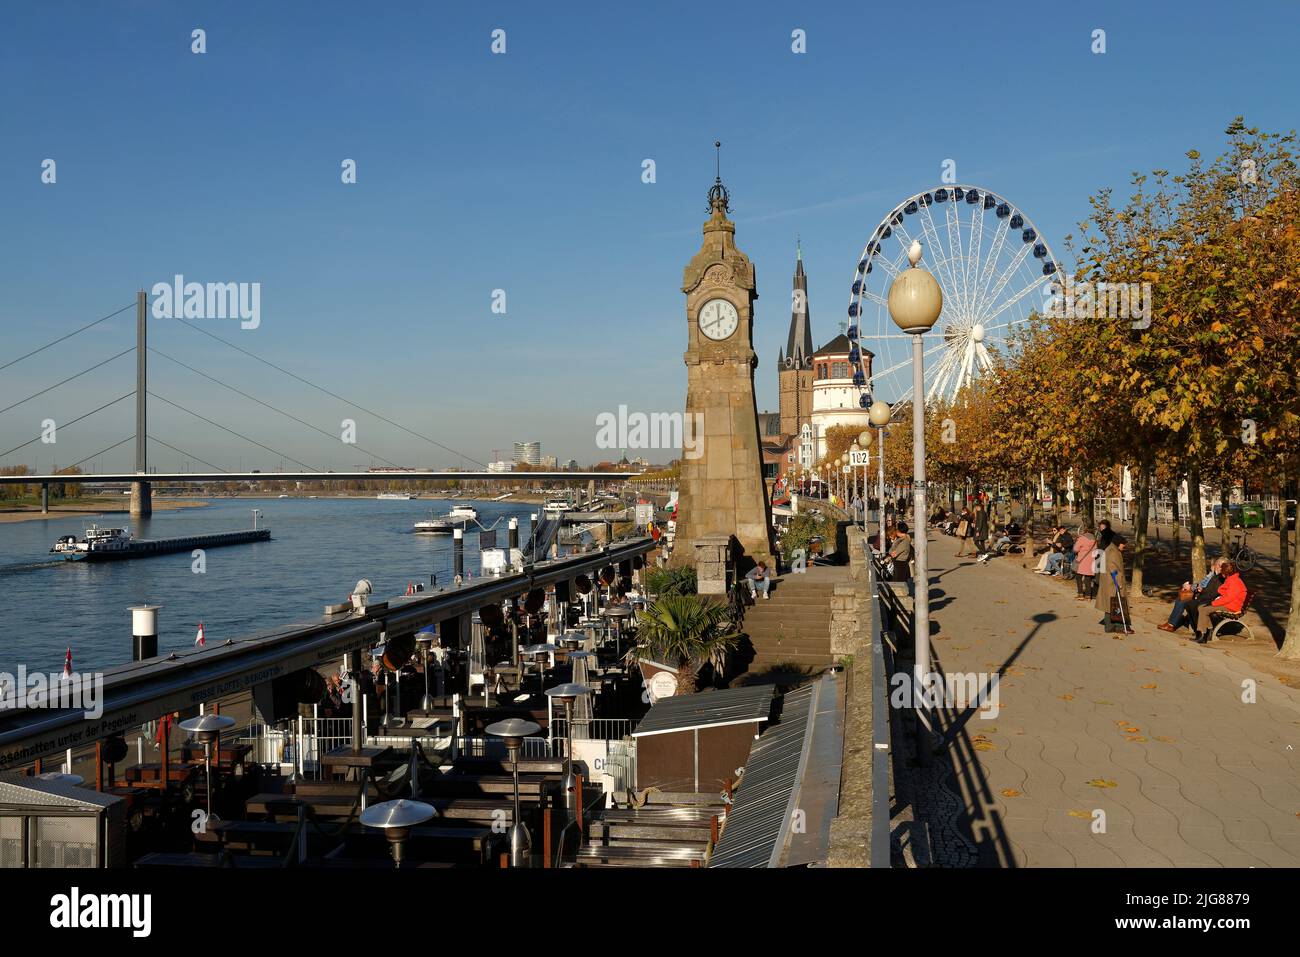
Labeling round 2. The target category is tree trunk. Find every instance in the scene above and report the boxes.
[1132,461,1151,594]
[1219,486,1232,548]
[1188,466,1206,582]
[676,663,698,696]
[1279,464,1291,591]
[1171,484,1181,564]
[1281,553,1300,659]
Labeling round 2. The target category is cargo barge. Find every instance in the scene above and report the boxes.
[51,524,271,562]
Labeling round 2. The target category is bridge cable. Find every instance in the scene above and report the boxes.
[147,391,319,471]
[0,347,136,417]
[0,392,136,460]
[0,302,135,373]
[148,347,405,469]
[147,435,226,473]
[64,436,135,472]
[170,317,487,467]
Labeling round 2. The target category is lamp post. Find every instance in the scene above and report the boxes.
[886,240,943,766]
[858,431,872,532]
[869,402,891,550]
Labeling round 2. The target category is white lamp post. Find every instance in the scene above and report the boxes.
[886,240,943,766]
[869,402,891,550]
[858,431,872,532]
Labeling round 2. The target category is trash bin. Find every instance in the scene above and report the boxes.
[1241,503,1264,528]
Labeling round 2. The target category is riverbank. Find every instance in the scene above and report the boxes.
[0,498,209,525]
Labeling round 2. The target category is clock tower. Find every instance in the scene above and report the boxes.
[673,160,774,567]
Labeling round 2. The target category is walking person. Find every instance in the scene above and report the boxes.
[972,503,990,558]
[1093,530,1132,634]
[955,506,974,556]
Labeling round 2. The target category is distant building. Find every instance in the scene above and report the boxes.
[811,333,874,460]
[514,441,541,465]
[487,461,514,473]
[540,455,558,470]
[564,458,579,470]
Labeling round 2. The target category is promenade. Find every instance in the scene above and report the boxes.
[890,526,1300,867]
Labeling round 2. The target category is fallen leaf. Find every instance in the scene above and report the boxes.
[1125,735,1148,742]
[1153,735,1175,743]
[1087,779,1118,789]
[1067,810,1092,819]
[1001,788,1021,798]
[1059,694,1075,701]
[1140,683,1158,690]
[1123,726,1140,733]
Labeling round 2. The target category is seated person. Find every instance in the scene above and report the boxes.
[1034,526,1073,573]
[1194,560,1246,643]
[987,521,1023,555]
[929,505,948,526]
[745,561,772,600]
[1160,557,1223,633]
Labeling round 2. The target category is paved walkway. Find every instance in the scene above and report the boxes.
[890,528,1300,867]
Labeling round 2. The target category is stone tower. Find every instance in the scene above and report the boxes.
[778,241,815,455]
[672,167,774,567]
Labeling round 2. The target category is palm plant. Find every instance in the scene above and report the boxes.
[632,593,739,695]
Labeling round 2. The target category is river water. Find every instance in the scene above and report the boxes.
[0,497,546,674]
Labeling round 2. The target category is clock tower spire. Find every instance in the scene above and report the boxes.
[673,146,775,569]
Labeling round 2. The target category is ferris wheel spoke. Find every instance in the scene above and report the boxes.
[974,240,1040,325]
[970,215,1012,322]
[977,267,1052,328]
[965,197,985,319]
[916,205,964,314]
[870,338,950,382]
[944,201,970,320]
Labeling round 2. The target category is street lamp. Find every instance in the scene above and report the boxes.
[886,239,943,766]
[858,430,872,531]
[868,402,891,550]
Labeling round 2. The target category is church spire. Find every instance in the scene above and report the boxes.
[785,241,814,366]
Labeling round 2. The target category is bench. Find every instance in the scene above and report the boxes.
[1210,590,1256,641]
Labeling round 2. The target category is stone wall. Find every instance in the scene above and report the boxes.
[826,526,884,867]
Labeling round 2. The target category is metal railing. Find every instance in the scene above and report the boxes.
[549,717,634,743]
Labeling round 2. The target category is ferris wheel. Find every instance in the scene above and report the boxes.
[845,185,1063,409]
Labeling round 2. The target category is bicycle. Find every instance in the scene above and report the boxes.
[1227,530,1257,571]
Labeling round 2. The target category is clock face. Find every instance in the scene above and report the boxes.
[698,298,739,341]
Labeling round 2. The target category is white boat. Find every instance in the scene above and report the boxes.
[378,492,415,500]
[543,498,573,514]
[414,504,477,534]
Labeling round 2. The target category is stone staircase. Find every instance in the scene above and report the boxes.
[736,573,836,677]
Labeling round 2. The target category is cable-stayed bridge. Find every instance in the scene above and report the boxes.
[1,292,633,513]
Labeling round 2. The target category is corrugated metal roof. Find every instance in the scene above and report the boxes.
[0,773,121,810]
[631,684,774,738]
[708,680,819,868]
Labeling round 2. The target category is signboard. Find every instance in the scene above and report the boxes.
[634,503,655,526]
[842,465,851,475]
[649,672,677,702]
[849,450,870,467]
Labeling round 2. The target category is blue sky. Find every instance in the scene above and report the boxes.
[1,0,1296,471]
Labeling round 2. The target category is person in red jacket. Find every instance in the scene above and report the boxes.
[1195,560,1247,643]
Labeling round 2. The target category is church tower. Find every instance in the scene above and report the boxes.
[778,241,816,464]
[672,156,774,567]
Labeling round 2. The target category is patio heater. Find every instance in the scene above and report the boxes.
[523,643,558,693]
[601,603,634,661]
[486,718,541,867]
[415,625,438,712]
[360,798,436,868]
[178,713,236,825]
[544,682,591,813]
